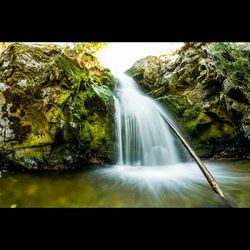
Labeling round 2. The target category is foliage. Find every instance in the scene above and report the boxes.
[209,42,250,87]
[73,42,109,55]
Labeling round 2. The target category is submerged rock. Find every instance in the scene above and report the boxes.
[0,43,115,170]
[127,42,250,158]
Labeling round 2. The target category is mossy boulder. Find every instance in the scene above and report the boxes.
[126,56,161,92]
[128,42,250,158]
[0,43,114,170]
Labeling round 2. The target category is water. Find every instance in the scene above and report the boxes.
[114,74,186,166]
[0,160,250,207]
[1,74,248,208]
[1,43,248,207]
[104,73,250,207]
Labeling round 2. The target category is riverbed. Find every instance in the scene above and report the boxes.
[0,160,249,208]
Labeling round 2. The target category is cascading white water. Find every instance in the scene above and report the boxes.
[114,73,182,166]
[93,44,240,207]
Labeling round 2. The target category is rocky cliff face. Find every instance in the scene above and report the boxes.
[0,43,115,170]
[127,42,250,158]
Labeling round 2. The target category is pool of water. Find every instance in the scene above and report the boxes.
[0,160,250,207]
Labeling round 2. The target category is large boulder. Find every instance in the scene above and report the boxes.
[127,42,250,158]
[0,43,115,170]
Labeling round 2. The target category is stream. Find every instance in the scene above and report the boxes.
[0,160,249,207]
[0,43,249,208]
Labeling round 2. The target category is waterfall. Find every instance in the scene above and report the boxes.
[114,73,183,166]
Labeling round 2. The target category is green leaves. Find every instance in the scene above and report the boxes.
[209,42,250,87]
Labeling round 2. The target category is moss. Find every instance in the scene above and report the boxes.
[182,107,199,120]
[61,78,114,160]
[209,42,250,88]
[197,113,213,126]
[223,123,237,137]
[198,122,237,143]
[158,93,240,148]
[84,85,114,116]
[184,120,198,135]
[12,146,52,169]
[89,122,107,150]
[80,113,111,152]
[23,131,54,147]
[69,91,89,119]
[126,67,144,77]
[0,42,115,169]
[45,106,65,124]
[157,95,190,116]
[57,91,72,106]
[80,120,92,142]
[184,112,212,135]
[148,86,166,98]
[158,94,221,143]
[158,94,218,141]
[7,115,32,142]
[93,117,110,150]
[74,42,109,55]
[14,146,51,161]
[56,55,89,90]
[199,124,223,142]
[91,85,113,105]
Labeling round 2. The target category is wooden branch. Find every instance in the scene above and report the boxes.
[160,113,235,208]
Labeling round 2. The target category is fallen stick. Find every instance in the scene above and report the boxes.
[159,112,235,208]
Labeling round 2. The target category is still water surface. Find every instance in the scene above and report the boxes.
[0,160,249,207]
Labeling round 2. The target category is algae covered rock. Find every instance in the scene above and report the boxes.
[128,42,250,158]
[0,43,114,170]
[126,56,161,92]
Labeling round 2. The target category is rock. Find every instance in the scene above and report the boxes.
[0,43,114,170]
[223,78,249,104]
[224,95,247,121]
[128,42,250,158]
[242,113,250,139]
[126,56,161,92]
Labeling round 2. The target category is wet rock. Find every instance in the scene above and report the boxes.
[0,43,114,170]
[126,56,161,92]
[242,113,250,140]
[128,42,250,158]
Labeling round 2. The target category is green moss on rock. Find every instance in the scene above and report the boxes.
[128,42,249,158]
[0,43,114,170]
[126,67,144,77]
[157,95,190,116]
[184,111,212,135]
